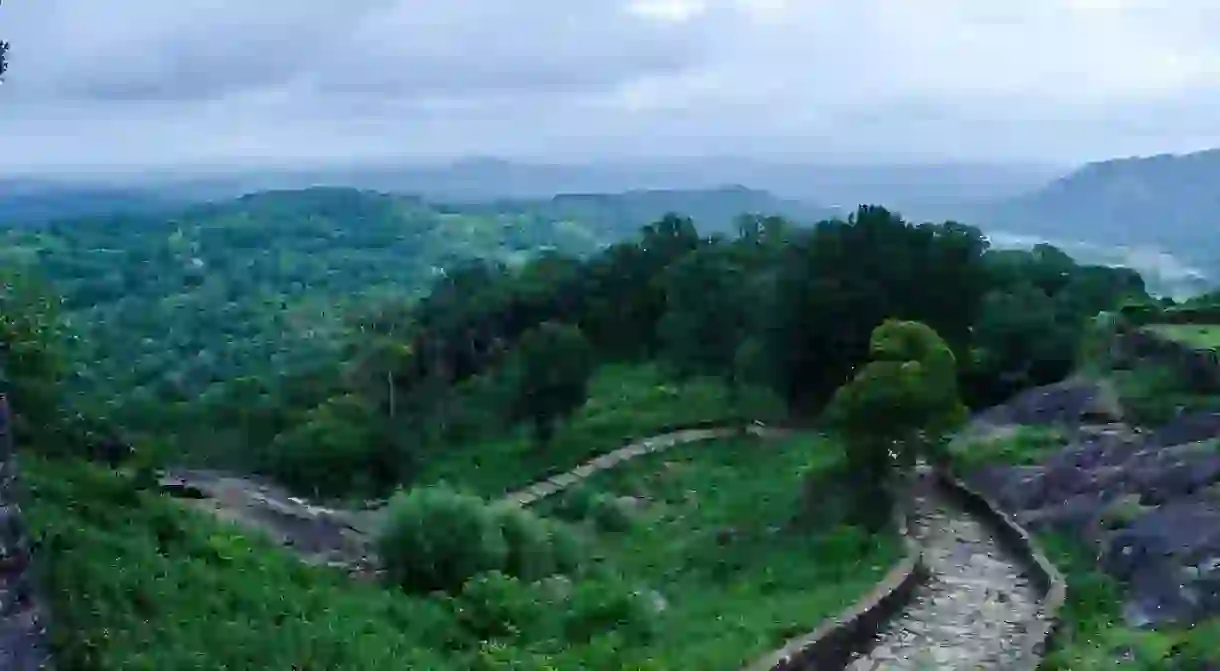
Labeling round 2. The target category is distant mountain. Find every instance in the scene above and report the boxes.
[2,157,1057,221]
[0,179,191,223]
[448,185,837,238]
[980,149,1220,259]
[0,184,834,402]
[958,149,1220,297]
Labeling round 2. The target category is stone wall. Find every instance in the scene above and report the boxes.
[936,470,1066,670]
[741,516,925,671]
[0,395,52,670]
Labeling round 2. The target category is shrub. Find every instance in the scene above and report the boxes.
[552,487,596,523]
[377,486,589,594]
[491,505,562,582]
[549,488,634,532]
[261,394,416,498]
[564,575,660,644]
[377,486,509,594]
[587,494,634,533]
[452,572,551,641]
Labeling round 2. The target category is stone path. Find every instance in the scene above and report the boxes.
[158,469,380,576]
[157,424,788,575]
[847,483,1043,670]
[504,426,749,507]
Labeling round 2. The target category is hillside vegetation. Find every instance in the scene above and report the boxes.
[0,189,1158,669]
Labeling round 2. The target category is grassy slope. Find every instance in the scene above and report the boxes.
[419,363,788,498]
[24,368,880,671]
[1146,323,1220,349]
[22,455,466,671]
[1039,535,1220,669]
[535,433,901,670]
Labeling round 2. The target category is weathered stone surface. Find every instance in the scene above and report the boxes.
[0,396,51,670]
[965,379,1220,627]
[847,491,1042,669]
[970,378,1121,429]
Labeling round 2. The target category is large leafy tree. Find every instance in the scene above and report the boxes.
[823,320,967,529]
[507,321,595,446]
[0,271,68,441]
[767,206,990,410]
[657,242,751,384]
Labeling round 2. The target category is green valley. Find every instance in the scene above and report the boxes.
[0,187,1198,670]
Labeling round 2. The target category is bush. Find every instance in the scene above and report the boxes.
[452,572,551,641]
[552,487,596,523]
[378,486,589,594]
[377,486,509,594]
[492,505,564,582]
[563,575,660,644]
[549,488,634,533]
[587,494,635,533]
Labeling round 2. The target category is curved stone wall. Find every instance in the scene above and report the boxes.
[935,469,1067,669]
[741,523,925,671]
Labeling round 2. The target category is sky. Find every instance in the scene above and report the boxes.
[4,0,1220,173]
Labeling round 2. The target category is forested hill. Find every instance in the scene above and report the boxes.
[0,187,601,405]
[0,185,824,426]
[448,185,835,239]
[981,148,1220,266]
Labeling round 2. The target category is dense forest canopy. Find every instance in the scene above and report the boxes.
[0,187,1152,501]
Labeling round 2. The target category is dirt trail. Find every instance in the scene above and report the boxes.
[158,469,379,575]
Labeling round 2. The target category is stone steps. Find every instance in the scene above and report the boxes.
[846,493,1044,670]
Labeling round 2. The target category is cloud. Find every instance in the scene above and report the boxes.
[3,0,1220,170]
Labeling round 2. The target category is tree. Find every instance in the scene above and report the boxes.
[657,243,750,386]
[963,284,1077,406]
[0,270,68,441]
[765,207,989,411]
[823,320,967,529]
[507,322,595,446]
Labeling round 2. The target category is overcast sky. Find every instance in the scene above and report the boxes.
[3,0,1220,173]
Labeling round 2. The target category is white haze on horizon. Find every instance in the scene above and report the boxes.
[985,230,1214,300]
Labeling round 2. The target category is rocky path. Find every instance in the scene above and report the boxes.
[157,425,787,574]
[159,425,1054,670]
[847,478,1043,670]
[158,469,379,576]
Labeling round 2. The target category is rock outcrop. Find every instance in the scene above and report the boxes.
[0,396,52,669]
[962,379,1220,627]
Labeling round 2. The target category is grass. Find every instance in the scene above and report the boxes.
[948,424,1071,472]
[1110,361,1220,428]
[533,433,903,670]
[21,452,726,670]
[1145,323,1220,350]
[1038,534,1220,670]
[418,363,787,498]
[22,434,890,671]
[21,454,467,670]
